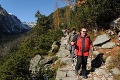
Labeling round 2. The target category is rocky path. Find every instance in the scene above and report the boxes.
[55,35,114,80]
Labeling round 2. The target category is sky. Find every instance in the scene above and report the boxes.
[0,0,67,23]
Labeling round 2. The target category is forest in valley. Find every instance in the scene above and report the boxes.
[0,0,120,80]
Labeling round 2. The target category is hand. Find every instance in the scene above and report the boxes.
[102,63,105,66]
[91,47,94,51]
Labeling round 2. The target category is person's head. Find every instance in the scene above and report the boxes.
[72,28,76,33]
[80,28,87,37]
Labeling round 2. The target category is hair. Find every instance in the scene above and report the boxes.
[79,27,87,32]
[72,28,76,31]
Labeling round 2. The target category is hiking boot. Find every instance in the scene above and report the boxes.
[75,70,78,75]
[90,67,95,72]
[80,71,82,76]
[80,69,88,78]
[82,75,88,79]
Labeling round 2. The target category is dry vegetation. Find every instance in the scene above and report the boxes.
[92,30,120,74]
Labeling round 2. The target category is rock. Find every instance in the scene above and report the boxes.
[57,50,70,58]
[101,76,107,80]
[39,56,58,65]
[94,77,101,80]
[116,42,120,46]
[51,41,59,52]
[56,68,67,78]
[60,58,72,66]
[107,77,114,80]
[93,34,111,46]
[29,55,41,74]
[110,67,120,75]
[105,56,114,67]
[101,42,115,49]
[95,69,109,77]
[93,51,100,56]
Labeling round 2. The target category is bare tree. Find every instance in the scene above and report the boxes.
[61,0,75,28]
[53,0,61,29]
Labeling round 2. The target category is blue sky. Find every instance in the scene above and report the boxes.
[0,0,67,22]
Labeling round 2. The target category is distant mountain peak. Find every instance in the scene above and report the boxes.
[0,5,31,34]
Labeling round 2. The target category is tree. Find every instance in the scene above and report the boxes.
[35,10,42,19]
[53,1,61,29]
[96,0,120,29]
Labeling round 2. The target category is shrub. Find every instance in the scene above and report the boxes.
[0,28,63,79]
[48,52,55,56]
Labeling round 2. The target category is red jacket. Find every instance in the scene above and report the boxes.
[75,34,92,56]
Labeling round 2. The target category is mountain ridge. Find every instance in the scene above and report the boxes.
[0,5,30,35]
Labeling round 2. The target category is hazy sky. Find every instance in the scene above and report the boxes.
[0,0,67,22]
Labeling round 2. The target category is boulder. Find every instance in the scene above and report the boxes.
[93,34,111,46]
[105,56,114,67]
[29,55,41,74]
[101,42,115,49]
[110,67,120,75]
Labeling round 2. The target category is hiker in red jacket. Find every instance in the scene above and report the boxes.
[71,28,93,79]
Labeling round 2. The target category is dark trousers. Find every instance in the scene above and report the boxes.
[75,56,88,75]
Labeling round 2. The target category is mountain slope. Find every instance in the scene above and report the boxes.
[0,5,30,34]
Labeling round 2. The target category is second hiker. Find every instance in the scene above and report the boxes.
[67,28,77,63]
